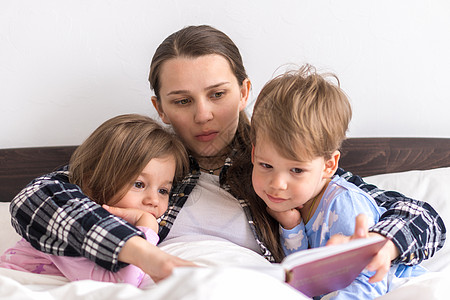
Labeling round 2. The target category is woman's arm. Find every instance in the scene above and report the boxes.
[102,205,197,282]
[335,167,446,265]
[50,226,159,286]
[9,167,144,272]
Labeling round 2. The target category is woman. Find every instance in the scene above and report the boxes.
[10,25,445,283]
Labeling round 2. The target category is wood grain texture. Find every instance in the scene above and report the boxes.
[340,138,450,177]
[1,138,449,202]
[0,146,77,202]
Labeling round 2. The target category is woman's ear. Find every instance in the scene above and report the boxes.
[324,150,341,177]
[151,96,171,124]
[238,78,251,112]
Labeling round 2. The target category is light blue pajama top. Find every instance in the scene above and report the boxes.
[281,175,426,300]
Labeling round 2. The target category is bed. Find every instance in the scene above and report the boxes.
[1,138,449,299]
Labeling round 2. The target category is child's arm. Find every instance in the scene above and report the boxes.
[322,189,388,298]
[50,226,159,287]
[267,207,308,255]
[279,221,308,255]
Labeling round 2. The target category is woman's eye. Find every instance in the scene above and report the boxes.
[211,91,224,99]
[175,98,190,105]
[134,181,145,189]
[291,168,303,174]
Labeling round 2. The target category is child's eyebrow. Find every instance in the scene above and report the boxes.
[140,172,173,185]
[252,153,266,160]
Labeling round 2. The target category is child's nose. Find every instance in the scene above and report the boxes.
[269,173,288,190]
[143,191,159,206]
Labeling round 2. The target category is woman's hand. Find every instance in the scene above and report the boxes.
[103,204,158,233]
[119,236,197,282]
[326,214,400,283]
[266,207,302,230]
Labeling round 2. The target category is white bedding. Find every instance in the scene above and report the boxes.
[1,167,449,300]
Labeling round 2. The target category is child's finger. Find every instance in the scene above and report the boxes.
[102,204,132,219]
[353,214,369,239]
[326,234,349,246]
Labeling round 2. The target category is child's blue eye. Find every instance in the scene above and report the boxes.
[260,163,272,169]
[291,168,303,174]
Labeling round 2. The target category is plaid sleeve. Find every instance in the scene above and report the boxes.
[336,167,446,265]
[9,167,145,272]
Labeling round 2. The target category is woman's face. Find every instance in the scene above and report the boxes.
[152,54,250,157]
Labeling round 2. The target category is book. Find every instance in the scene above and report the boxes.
[277,236,388,297]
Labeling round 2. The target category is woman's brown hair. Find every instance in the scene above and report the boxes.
[148,25,284,262]
[69,114,188,206]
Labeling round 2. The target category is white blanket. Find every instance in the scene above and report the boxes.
[0,240,306,300]
[1,240,449,300]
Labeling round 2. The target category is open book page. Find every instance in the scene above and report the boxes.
[283,236,387,297]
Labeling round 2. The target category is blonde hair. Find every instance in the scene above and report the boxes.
[69,114,188,206]
[251,65,352,161]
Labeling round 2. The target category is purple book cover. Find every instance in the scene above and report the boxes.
[286,238,387,298]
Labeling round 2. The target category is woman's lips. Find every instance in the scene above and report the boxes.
[195,131,218,142]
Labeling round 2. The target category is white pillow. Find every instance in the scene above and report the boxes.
[0,202,21,254]
[364,167,450,272]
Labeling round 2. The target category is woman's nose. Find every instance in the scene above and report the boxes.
[194,99,213,124]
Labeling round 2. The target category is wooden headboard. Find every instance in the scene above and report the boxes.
[1,138,450,202]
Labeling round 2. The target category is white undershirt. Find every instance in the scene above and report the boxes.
[158,172,261,254]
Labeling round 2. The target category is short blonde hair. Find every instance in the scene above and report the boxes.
[251,65,352,161]
[69,114,188,205]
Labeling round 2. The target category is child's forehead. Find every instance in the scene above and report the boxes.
[254,133,314,163]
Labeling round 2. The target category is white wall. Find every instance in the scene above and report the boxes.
[1,0,449,149]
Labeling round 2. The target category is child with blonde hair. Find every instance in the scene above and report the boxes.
[1,114,191,287]
[250,65,425,299]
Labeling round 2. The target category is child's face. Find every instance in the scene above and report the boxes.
[114,155,175,219]
[251,136,330,213]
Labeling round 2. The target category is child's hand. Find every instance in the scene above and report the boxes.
[266,207,302,230]
[326,214,400,283]
[102,205,159,233]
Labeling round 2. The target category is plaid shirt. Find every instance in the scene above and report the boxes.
[10,161,446,272]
